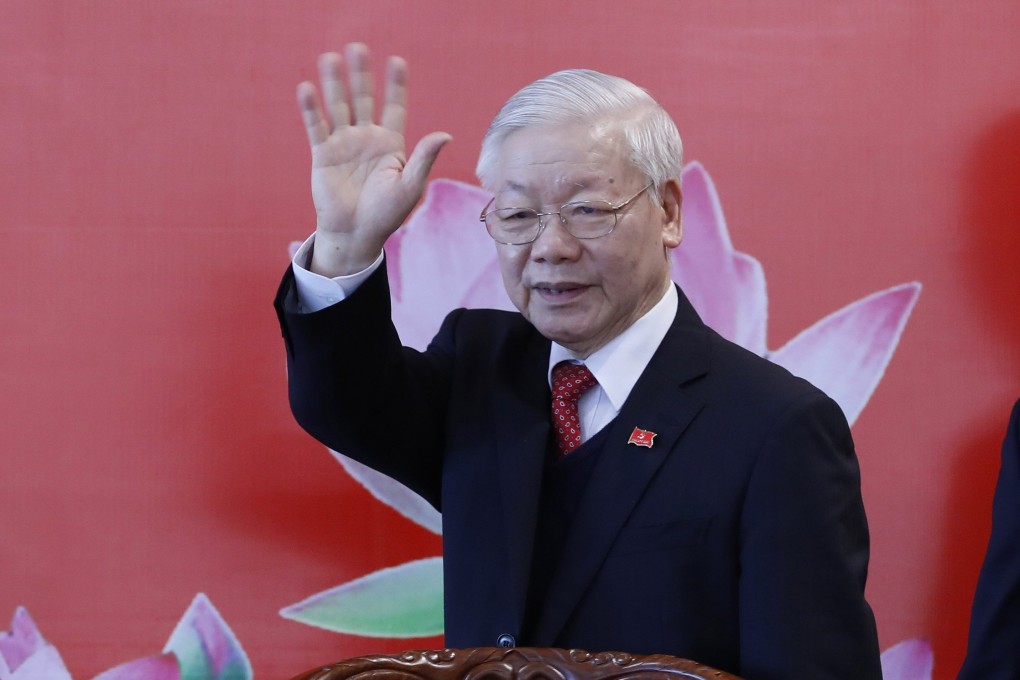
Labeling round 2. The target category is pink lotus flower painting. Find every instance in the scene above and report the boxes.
[281,162,922,650]
[1,608,73,680]
[2,594,250,680]
[97,594,251,680]
[881,639,934,680]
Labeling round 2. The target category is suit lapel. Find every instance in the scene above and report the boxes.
[532,289,712,643]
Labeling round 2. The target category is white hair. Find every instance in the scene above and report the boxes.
[475,69,683,198]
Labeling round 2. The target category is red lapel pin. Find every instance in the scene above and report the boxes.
[627,427,657,448]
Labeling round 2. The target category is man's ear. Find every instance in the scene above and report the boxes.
[659,177,682,250]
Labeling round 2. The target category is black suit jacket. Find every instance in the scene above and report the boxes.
[275,262,881,680]
[959,398,1020,679]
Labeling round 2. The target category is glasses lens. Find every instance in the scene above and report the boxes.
[486,208,541,244]
[561,201,616,239]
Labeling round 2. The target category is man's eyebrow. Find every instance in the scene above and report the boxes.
[498,177,601,195]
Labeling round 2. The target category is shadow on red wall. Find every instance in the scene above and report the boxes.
[932,110,1020,675]
[962,110,1020,361]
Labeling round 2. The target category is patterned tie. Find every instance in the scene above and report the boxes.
[550,361,599,457]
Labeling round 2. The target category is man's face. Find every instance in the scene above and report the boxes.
[488,122,682,356]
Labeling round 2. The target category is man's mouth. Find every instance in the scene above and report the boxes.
[533,283,587,300]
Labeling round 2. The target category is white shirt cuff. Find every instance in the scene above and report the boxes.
[290,233,385,313]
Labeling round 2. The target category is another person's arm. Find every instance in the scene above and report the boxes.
[958,398,1020,680]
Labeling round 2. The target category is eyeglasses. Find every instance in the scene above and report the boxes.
[479,183,653,245]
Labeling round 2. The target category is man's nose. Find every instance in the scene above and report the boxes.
[530,214,581,262]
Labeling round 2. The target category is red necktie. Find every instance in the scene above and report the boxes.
[550,361,599,457]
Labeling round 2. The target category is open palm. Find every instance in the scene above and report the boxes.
[297,44,450,275]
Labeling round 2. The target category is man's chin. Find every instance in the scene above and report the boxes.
[532,322,598,355]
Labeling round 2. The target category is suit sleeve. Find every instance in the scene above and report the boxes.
[958,398,1020,680]
[737,391,882,680]
[274,260,460,508]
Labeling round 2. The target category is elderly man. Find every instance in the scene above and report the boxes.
[275,44,881,679]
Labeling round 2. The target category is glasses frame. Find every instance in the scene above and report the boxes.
[479,183,654,245]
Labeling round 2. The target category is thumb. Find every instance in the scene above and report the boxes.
[402,131,452,192]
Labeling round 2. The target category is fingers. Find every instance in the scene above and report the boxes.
[403,131,453,191]
[345,43,374,125]
[380,56,408,136]
[297,44,411,146]
[296,81,329,147]
[318,52,350,128]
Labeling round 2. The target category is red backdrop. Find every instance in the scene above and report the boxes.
[2,2,1019,678]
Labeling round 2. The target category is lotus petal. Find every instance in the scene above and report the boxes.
[93,653,179,680]
[770,282,921,426]
[880,639,933,680]
[387,180,512,351]
[0,608,73,680]
[329,449,442,535]
[163,594,251,680]
[0,608,43,675]
[460,258,512,311]
[1,646,73,680]
[280,557,444,638]
[672,162,768,354]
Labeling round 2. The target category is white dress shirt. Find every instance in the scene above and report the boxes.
[546,286,677,443]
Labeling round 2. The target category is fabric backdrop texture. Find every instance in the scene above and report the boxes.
[2,2,1019,679]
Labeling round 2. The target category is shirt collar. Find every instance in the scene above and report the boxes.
[547,284,678,410]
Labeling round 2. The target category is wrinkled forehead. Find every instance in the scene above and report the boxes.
[485,121,638,197]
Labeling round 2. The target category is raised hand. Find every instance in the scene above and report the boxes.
[296,43,451,276]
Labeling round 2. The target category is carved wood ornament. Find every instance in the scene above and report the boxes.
[292,647,743,680]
